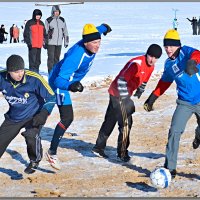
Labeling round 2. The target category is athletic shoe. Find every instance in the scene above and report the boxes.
[45,151,61,170]
[164,165,176,179]
[170,169,177,179]
[117,153,131,162]
[24,161,39,174]
[193,137,200,149]
[91,147,108,158]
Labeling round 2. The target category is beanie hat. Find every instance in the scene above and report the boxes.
[82,24,101,43]
[6,55,25,72]
[163,29,181,46]
[146,44,162,59]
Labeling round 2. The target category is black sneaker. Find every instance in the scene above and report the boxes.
[117,154,131,162]
[24,161,39,174]
[193,137,200,149]
[170,169,177,179]
[91,147,108,158]
[164,165,176,179]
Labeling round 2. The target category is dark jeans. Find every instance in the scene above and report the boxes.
[94,95,135,157]
[28,48,41,73]
[0,118,42,162]
[47,45,62,74]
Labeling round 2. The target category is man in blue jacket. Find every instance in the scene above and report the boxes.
[144,29,200,179]
[0,55,55,174]
[46,23,112,170]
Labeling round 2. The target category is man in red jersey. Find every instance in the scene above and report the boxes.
[92,44,162,162]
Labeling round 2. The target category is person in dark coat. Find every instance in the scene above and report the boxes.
[9,24,14,43]
[0,24,8,44]
[24,9,45,73]
[198,17,200,35]
[187,17,198,35]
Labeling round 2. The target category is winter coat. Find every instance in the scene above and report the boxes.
[0,27,8,43]
[24,9,45,48]
[0,70,55,122]
[45,6,69,46]
[13,26,19,39]
[108,55,154,97]
[152,45,200,105]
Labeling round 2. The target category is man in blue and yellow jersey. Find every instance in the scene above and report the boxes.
[47,23,112,170]
[0,55,55,174]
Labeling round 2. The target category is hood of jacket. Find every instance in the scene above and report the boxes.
[51,5,61,16]
[32,9,42,20]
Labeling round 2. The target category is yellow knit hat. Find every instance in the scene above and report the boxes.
[163,29,181,46]
[82,24,101,43]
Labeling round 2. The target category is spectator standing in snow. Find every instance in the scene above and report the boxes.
[24,9,45,73]
[46,23,112,170]
[173,18,178,30]
[44,5,69,74]
[92,44,162,162]
[13,25,19,43]
[0,54,55,174]
[187,17,198,35]
[9,24,14,43]
[0,24,8,44]
[197,17,200,35]
[21,20,27,42]
[144,29,200,179]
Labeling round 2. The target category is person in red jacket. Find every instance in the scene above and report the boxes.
[24,9,45,73]
[92,44,162,162]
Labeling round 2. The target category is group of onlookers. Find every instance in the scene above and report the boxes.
[187,16,200,35]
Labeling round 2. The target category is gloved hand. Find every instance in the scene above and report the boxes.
[43,43,48,49]
[28,44,32,51]
[185,59,198,76]
[68,81,84,92]
[143,92,158,112]
[32,109,49,127]
[102,23,112,36]
[64,44,68,48]
[134,88,143,99]
[133,82,147,99]
[64,36,69,48]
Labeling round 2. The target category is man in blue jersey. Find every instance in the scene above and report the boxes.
[143,29,200,179]
[0,55,55,174]
[46,23,112,170]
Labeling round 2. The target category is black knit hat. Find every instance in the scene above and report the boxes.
[6,55,25,72]
[146,44,162,59]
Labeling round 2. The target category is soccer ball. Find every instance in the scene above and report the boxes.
[150,167,172,189]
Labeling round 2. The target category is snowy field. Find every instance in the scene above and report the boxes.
[0,2,200,198]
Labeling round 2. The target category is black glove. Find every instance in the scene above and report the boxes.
[43,43,48,49]
[28,44,32,51]
[102,23,112,36]
[32,109,49,127]
[68,81,84,92]
[185,59,198,76]
[64,44,68,48]
[143,92,158,112]
[133,82,147,99]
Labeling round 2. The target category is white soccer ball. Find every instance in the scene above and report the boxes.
[150,167,172,189]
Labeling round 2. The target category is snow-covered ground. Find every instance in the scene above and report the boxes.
[1,2,200,198]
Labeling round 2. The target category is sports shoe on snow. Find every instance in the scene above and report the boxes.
[24,161,39,174]
[117,153,131,162]
[91,147,108,158]
[45,151,61,170]
[193,137,200,149]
